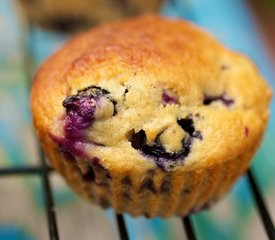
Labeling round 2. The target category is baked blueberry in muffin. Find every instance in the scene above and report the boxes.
[31,15,271,217]
[130,115,202,170]
[51,86,116,159]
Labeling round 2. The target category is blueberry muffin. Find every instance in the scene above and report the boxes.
[19,0,163,32]
[31,15,272,217]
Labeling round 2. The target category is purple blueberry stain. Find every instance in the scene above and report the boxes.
[63,86,117,137]
[63,94,97,131]
[203,92,234,107]
[130,115,202,171]
[50,86,116,183]
[51,86,116,159]
[50,134,88,159]
[162,90,178,105]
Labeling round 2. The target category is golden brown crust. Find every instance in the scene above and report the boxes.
[31,15,272,217]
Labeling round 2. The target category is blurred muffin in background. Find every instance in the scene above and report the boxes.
[19,0,164,32]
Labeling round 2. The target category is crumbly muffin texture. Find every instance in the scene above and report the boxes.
[31,15,271,217]
[19,0,163,31]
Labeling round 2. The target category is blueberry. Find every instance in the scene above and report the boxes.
[130,116,202,171]
[203,92,234,107]
[63,86,117,134]
[85,86,117,115]
[51,135,87,159]
[52,86,116,159]
[177,118,195,135]
[177,116,203,140]
[130,130,146,150]
[162,90,178,105]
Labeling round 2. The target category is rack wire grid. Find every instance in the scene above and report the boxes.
[0,156,274,240]
[0,0,275,240]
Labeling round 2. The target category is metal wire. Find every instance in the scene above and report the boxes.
[115,214,129,240]
[247,169,275,240]
[182,216,197,240]
[39,148,60,240]
[0,164,275,239]
[20,21,60,239]
[0,166,53,176]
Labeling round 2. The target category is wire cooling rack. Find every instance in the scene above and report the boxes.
[1,0,275,240]
[0,159,274,239]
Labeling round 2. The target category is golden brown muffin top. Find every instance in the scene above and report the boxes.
[31,15,271,172]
